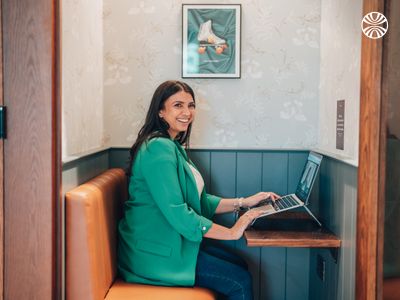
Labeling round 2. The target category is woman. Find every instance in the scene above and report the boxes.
[118,80,279,300]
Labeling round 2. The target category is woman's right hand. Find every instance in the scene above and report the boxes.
[230,210,265,240]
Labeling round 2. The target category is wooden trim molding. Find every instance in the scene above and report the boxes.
[356,0,386,299]
[376,1,391,298]
[0,0,4,299]
[54,0,62,298]
[2,0,60,299]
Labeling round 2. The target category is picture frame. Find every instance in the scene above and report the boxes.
[182,4,241,78]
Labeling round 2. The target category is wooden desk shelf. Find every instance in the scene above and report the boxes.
[244,212,341,248]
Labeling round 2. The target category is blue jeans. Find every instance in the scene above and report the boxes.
[195,245,254,300]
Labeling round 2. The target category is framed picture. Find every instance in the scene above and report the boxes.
[182,4,241,78]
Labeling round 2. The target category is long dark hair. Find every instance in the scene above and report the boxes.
[126,80,195,177]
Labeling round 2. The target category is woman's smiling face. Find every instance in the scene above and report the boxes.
[159,90,196,139]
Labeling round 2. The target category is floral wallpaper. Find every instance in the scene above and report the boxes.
[62,0,363,162]
[62,0,104,159]
[103,0,321,149]
[318,0,362,162]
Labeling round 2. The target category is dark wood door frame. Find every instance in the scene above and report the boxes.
[2,0,61,299]
[0,1,4,299]
[0,0,392,299]
[356,0,387,299]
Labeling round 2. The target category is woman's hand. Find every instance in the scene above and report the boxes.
[230,210,265,240]
[243,192,280,208]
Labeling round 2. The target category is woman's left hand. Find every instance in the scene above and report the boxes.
[243,192,280,208]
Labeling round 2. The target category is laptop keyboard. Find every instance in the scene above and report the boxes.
[273,195,299,211]
[254,195,300,212]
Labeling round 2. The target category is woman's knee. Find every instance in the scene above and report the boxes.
[202,245,249,270]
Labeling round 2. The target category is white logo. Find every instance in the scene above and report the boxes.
[361,12,388,39]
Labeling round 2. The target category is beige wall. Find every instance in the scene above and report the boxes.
[61,0,364,164]
[103,0,321,149]
[318,0,362,163]
[62,0,104,159]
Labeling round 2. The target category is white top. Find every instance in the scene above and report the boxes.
[187,163,205,199]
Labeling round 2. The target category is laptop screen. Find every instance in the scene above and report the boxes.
[295,152,323,204]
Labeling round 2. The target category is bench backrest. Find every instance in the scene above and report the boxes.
[66,168,127,300]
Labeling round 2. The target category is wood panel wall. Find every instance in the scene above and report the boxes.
[311,159,358,300]
[0,1,4,299]
[109,149,311,300]
[2,0,60,299]
[356,0,386,299]
[106,148,358,300]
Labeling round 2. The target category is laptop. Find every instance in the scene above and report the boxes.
[250,151,323,226]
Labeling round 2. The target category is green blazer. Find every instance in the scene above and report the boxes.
[118,137,221,286]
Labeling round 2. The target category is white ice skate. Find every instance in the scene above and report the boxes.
[197,20,228,55]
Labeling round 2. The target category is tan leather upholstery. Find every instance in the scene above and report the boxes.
[66,169,127,300]
[105,279,216,300]
[66,168,216,300]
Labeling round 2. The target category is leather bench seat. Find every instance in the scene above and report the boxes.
[105,279,215,300]
[66,168,216,300]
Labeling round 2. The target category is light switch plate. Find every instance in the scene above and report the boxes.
[336,100,345,150]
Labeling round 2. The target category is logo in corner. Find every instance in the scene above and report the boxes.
[361,12,388,39]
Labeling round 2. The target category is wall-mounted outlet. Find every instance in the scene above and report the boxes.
[317,254,326,282]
